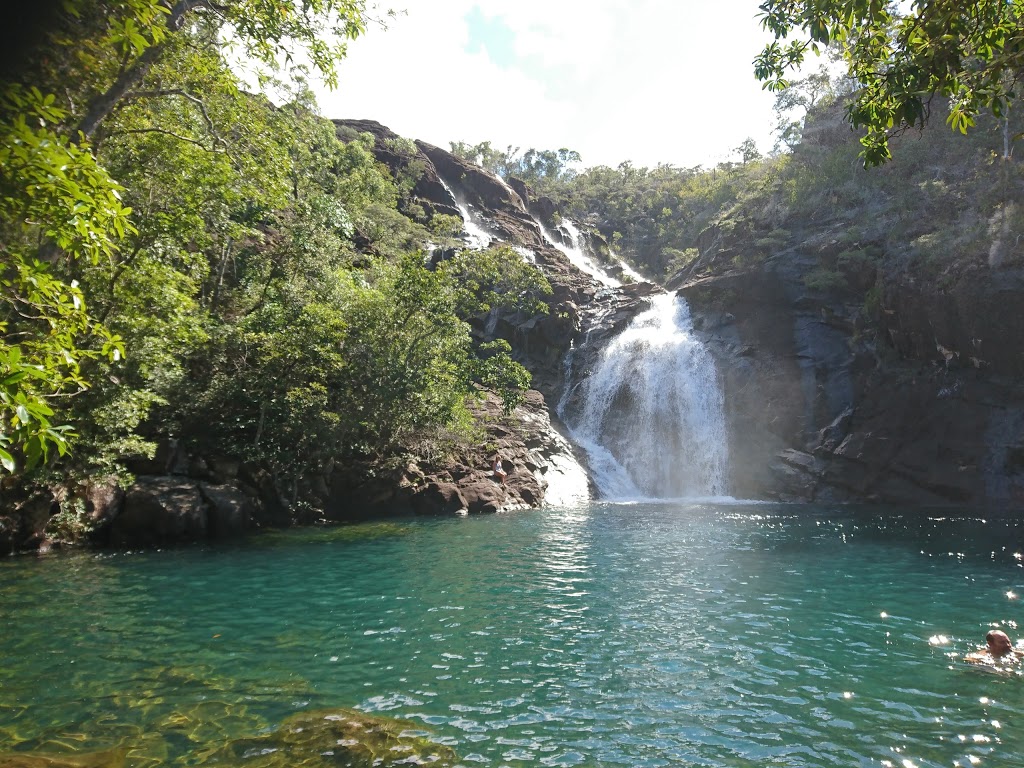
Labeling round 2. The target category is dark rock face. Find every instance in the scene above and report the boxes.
[675,246,1024,505]
[109,477,210,548]
[200,483,253,538]
[84,478,124,529]
[0,493,53,553]
[104,477,255,548]
[415,141,545,248]
[880,267,1024,377]
[678,270,806,499]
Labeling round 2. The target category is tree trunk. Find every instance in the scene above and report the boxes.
[74,0,205,141]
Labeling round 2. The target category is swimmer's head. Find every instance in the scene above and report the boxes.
[986,629,1013,656]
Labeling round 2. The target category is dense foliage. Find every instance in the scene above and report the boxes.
[755,0,1024,165]
[456,72,1023,294]
[1,1,549,525]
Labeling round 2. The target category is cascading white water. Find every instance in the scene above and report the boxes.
[541,220,621,288]
[564,292,729,500]
[437,176,493,250]
[609,246,648,283]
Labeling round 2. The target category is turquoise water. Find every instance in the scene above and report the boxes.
[1,502,1023,767]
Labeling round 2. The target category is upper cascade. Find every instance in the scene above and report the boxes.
[561,292,730,500]
[436,175,494,250]
[542,220,622,288]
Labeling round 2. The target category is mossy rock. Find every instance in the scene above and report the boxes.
[0,750,126,768]
[216,708,459,767]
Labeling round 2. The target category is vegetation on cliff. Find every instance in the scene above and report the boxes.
[0,1,550,535]
[456,69,1023,298]
[755,0,1024,166]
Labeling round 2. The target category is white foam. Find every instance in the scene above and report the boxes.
[564,292,729,500]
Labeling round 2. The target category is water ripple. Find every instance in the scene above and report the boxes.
[2,505,1024,767]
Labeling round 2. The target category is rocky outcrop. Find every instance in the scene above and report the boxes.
[333,119,611,400]
[332,119,462,222]
[323,389,589,519]
[673,233,1024,505]
[415,141,545,248]
[105,477,253,548]
[0,492,53,553]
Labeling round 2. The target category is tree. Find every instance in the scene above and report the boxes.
[1,0,371,474]
[755,0,1024,165]
[66,0,368,142]
[736,138,763,164]
[449,142,582,194]
[0,85,129,473]
[449,141,514,176]
[770,65,838,152]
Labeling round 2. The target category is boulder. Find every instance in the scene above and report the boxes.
[411,482,468,515]
[199,483,253,538]
[0,493,53,553]
[109,476,208,548]
[83,478,124,529]
[460,479,506,514]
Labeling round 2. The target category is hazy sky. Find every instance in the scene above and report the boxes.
[316,1,787,170]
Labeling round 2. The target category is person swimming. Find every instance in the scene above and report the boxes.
[964,629,1024,665]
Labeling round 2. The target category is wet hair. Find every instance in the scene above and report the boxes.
[986,629,1012,648]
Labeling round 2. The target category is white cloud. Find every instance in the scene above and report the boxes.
[318,0,790,169]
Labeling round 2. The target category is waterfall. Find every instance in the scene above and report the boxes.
[437,176,493,250]
[540,220,621,288]
[609,246,648,283]
[563,292,729,500]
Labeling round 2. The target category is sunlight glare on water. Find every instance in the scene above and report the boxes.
[1,503,1023,767]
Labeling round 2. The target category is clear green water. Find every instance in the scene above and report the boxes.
[1,502,1023,767]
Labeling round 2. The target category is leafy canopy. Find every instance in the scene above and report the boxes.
[0,85,130,473]
[1,0,371,475]
[754,0,1024,165]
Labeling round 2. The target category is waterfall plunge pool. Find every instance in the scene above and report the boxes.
[1,502,1022,767]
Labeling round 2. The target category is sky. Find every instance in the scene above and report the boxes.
[315,0,789,170]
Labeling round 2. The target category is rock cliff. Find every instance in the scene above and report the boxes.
[669,231,1024,505]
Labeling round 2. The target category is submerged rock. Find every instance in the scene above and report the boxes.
[0,750,125,768]
[217,708,459,767]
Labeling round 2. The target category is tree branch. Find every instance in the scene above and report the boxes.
[74,0,212,141]
[104,126,225,152]
[120,88,228,149]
